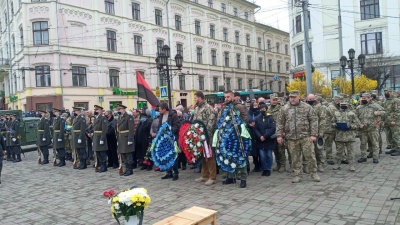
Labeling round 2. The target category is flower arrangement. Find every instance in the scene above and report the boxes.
[150,122,180,170]
[178,120,209,163]
[104,188,151,223]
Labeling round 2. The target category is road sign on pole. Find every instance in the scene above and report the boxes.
[160,86,168,99]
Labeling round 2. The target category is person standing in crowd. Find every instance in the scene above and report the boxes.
[146,108,160,171]
[52,108,66,167]
[276,90,320,183]
[371,90,383,153]
[234,92,245,105]
[3,114,12,161]
[382,88,400,156]
[64,114,73,161]
[0,131,4,183]
[192,91,217,186]
[331,100,360,171]
[159,102,181,181]
[117,104,135,176]
[72,107,87,170]
[135,113,152,170]
[86,116,94,166]
[8,114,21,163]
[356,93,386,163]
[324,95,342,165]
[254,104,276,176]
[37,110,51,165]
[248,101,261,172]
[92,105,109,173]
[105,110,118,169]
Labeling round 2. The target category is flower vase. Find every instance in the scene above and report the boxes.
[124,216,139,225]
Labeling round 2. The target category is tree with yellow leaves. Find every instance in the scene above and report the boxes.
[332,75,377,96]
[287,70,332,98]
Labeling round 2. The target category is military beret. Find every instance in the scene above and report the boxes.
[340,99,349,105]
[289,90,300,97]
[362,93,371,98]
[94,105,104,110]
[269,93,278,99]
[117,104,127,109]
[72,107,84,111]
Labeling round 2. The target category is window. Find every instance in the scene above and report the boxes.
[199,76,205,90]
[267,40,271,51]
[260,79,264,90]
[258,58,263,71]
[221,3,226,12]
[20,26,23,48]
[33,21,49,45]
[246,34,250,47]
[286,62,289,72]
[74,102,89,110]
[269,80,273,90]
[233,8,237,16]
[155,9,162,26]
[210,24,215,39]
[361,32,382,55]
[248,79,253,89]
[179,75,185,90]
[31,0,48,2]
[247,56,251,70]
[297,44,303,65]
[156,39,164,54]
[109,69,119,88]
[193,0,198,3]
[35,65,51,87]
[295,15,302,33]
[226,77,231,90]
[72,66,87,87]
[278,81,282,92]
[107,30,117,51]
[235,31,240,44]
[132,2,140,20]
[277,60,281,73]
[105,0,115,15]
[208,0,213,8]
[175,15,181,31]
[236,54,241,68]
[361,0,380,20]
[237,78,242,90]
[211,49,217,65]
[12,36,15,56]
[223,28,228,41]
[37,103,52,112]
[213,77,218,91]
[159,72,167,86]
[268,59,272,72]
[195,20,201,35]
[177,43,183,56]
[276,43,280,53]
[258,37,262,49]
[285,44,288,55]
[224,52,229,67]
[197,47,202,64]
[134,35,142,55]
[244,12,248,20]
[11,2,14,15]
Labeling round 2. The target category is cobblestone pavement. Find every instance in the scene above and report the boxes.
[1,137,400,225]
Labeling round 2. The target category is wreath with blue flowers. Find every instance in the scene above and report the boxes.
[150,122,179,171]
[215,104,251,173]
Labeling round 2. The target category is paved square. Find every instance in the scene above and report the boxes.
[1,139,400,225]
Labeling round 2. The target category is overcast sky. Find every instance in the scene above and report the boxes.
[254,0,290,32]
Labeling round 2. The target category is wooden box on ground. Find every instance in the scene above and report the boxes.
[153,206,217,225]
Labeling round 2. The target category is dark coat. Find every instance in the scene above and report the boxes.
[134,118,153,159]
[4,120,13,146]
[254,112,276,149]
[106,116,118,152]
[117,112,135,154]
[158,110,181,137]
[37,117,51,147]
[53,116,66,149]
[93,115,108,152]
[72,115,86,149]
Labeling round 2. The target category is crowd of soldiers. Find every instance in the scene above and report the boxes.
[0,88,399,187]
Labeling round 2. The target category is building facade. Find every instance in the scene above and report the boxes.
[289,0,400,92]
[1,0,289,111]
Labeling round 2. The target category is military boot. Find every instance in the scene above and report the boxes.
[367,152,373,158]
[332,159,341,170]
[6,151,11,161]
[327,160,334,165]
[272,165,280,172]
[311,173,320,182]
[303,166,309,174]
[11,153,16,162]
[57,157,66,167]
[124,164,133,176]
[99,162,108,173]
[222,178,236,185]
[0,163,2,184]
[287,164,293,173]
[386,149,396,154]
[41,154,49,165]
[278,165,286,172]
[357,158,367,163]
[318,164,324,172]
[292,176,301,183]
[386,145,392,149]
[78,160,87,170]
[15,154,22,162]
[349,164,355,172]
[240,180,246,188]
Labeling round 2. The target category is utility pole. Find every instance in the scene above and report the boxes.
[338,0,344,77]
[303,0,312,94]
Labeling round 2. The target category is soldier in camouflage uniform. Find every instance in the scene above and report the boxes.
[324,96,342,165]
[306,94,326,172]
[356,93,386,163]
[370,90,383,155]
[269,94,290,172]
[382,88,400,156]
[276,90,320,183]
[331,100,360,171]
[386,99,400,155]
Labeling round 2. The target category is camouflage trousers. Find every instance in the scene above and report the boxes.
[360,130,379,160]
[367,131,382,152]
[388,125,400,151]
[324,133,335,161]
[274,141,291,166]
[287,137,317,176]
[313,141,325,166]
[65,137,72,153]
[336,141,355,165]
[385,127,394,148]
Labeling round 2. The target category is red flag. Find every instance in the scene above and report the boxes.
[136,71,159,107]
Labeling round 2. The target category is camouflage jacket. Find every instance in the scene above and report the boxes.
[193,100,216,136]
[356,101,386,132]
[268,104,282,123]
[383,97,400,123]
[276,101,318,140]
[312,102,327,136]
[331,109,360,142]
[324,103,340,134]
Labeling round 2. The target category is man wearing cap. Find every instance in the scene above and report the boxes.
[53,108,66,167]
[37,110,51,164]
[93,105,109,173]
[331,99,360,171]
[116,104,135,176]
[356,93,386,163]
[234,92,244,105]
[370,90,384,154]
[72,107,87,169]
[276,90,320,183]
[323,95,343,165]
[382,88,400,155]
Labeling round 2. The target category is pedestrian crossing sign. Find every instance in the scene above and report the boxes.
[160,86,168,99]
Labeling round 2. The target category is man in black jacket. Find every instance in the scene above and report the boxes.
[105,110,118,169]
[135,113,152,170]
[158,102,181,181]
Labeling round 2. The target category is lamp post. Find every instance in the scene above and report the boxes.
[340,48,365,95]
[155,45,183,109]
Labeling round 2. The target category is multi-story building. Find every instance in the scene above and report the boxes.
[1,0,289,111]
[289,0,400,92]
